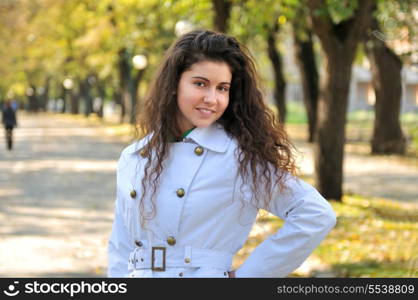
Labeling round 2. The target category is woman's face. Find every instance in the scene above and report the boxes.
[176,60,232,133]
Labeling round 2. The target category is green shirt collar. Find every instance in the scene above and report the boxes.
[169,127,196,142]
[181,127,195,139]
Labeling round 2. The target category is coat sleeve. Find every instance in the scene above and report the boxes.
[107,153,134,277]
[234,173,337,278]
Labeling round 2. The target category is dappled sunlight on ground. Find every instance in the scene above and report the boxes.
[0,113,126,277]
[0,236,107,277]
[1,159,117,173]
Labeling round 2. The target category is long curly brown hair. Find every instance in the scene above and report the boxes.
[136,29,298,228]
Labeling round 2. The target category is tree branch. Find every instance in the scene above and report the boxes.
[307,0,336,53]
[347,0,376,50]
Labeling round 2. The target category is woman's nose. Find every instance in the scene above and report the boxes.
[204,89,217,103]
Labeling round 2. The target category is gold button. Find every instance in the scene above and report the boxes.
[176,188,185,198]
[130,190,137,198]
[194,146,204,156]
[167,236,176,246]
[140,148,146,158]
[184,258,191,263]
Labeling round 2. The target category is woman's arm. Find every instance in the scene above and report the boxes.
[234,174,337,277]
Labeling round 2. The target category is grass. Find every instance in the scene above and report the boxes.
[282,102,418,158]
[284,101,309,124]
[284,101,418,125]
[317,195,418,277]
[232,195,418,278]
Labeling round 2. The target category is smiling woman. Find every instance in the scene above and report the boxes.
[107,29,337,278]
[176,60,231,133]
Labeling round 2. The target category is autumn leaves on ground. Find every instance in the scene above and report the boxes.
[0,112,417,277]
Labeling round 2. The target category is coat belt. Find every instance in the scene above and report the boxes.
[128,245,233,271]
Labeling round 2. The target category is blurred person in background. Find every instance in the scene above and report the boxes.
[2,100,18,150]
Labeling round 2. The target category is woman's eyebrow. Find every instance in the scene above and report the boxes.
[191,76,231,85]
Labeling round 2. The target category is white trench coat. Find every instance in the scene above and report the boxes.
[107,122,337,278]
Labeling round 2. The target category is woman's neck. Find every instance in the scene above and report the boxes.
[170,126,196,142]
[180,127,195,138]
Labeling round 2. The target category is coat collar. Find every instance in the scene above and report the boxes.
[125,122,232,154]
[186,122,231,153]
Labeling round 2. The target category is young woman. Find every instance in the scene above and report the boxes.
[108,29,336,278]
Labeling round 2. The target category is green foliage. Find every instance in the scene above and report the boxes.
[406,121,418,156]
[0,0,416,109]
[374,0,418,60]
[325,0,359,23]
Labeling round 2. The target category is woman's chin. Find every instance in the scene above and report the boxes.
[193,121,215,128]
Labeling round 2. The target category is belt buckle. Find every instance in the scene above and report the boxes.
[151,247,166,272]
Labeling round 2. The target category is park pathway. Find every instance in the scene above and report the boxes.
[0,113,417,277]
[294,138,418,204]
[0,112,125,277]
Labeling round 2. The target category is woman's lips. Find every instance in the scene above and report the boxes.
[195,107,215,117]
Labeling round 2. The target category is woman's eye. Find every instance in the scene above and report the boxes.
[194,82,205,87]
[218,86,229,92]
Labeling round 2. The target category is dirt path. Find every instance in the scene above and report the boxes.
[0,113,416,277]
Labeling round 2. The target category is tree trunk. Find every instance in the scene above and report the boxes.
[131,68,146,124]
[118,48,133,123]
[27,85,39,112]
[314,52,352,200]
[60,84,67,113]
[70,81,79,114]
[267,23,286,123]
[212,0,232,32]
[80,77,93,117]
[113,89,124,124]
[70,90,79,114]
[39,77,50,112]
[365,19,406,155]
[293,28,319,143]
[96,80,106,119]
[308,0,375,201]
